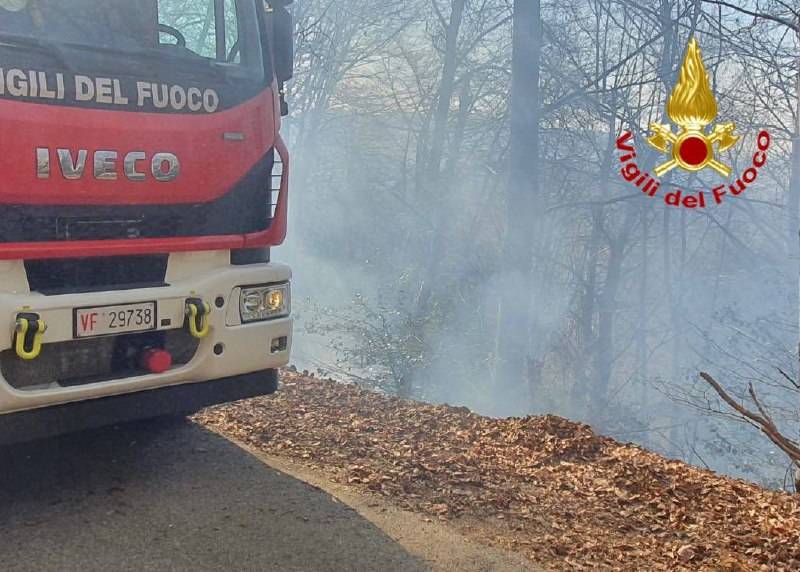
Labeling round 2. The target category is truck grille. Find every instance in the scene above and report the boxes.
[25,255,169,295]
[0,151,275,245]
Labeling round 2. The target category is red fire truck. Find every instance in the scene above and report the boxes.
[0,0,294,442]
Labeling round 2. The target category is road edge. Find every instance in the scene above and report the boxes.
[207,426,539,572]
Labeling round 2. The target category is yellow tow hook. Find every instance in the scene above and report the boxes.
[185,298,212,339]
[14,313,47,360]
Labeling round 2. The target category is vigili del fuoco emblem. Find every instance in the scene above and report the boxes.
[615,37,771,209]
[647,38,739,177]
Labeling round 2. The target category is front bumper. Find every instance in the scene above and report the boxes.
[0,369,279,446]
[0,252,292,416]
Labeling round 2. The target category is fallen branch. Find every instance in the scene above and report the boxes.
[699,372,800,469]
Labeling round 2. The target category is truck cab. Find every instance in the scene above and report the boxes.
[0,0,293,442]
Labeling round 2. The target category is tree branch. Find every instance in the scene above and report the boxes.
[776,367,800,390]
[701,0,799,31]
[699,373,800,465]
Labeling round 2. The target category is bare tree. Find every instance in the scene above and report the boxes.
[495,0,542,414]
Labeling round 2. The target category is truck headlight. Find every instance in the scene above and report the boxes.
[239,283,290,322]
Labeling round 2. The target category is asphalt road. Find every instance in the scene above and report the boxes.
[0,417,427,572]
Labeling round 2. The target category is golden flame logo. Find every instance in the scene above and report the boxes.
[647,39,739,177]
[667,40,717,128]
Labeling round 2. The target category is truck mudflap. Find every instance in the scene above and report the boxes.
[0,369,278,446]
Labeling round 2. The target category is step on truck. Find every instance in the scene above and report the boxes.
[0,0,294,443]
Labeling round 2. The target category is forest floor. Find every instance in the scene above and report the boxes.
[196,370,800,571]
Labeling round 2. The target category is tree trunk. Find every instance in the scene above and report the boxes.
[591,204,636,417]
[427,0,466,181]
[637,209,650,385]
[793,27,800,376]
[788,28,800,262]
[412,0,466,316]
[495,0,542,415]
[571,205,602,404]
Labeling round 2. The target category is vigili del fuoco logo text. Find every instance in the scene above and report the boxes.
[616,38,770,208]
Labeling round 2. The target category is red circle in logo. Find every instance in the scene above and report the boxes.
[678,136,708,166]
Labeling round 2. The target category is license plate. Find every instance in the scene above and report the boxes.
[74,302,157,338]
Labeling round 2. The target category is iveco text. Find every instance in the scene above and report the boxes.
[36,148,181,182]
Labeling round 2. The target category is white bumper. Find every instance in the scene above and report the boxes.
[0,251,292,415]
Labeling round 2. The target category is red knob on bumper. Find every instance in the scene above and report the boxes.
[141,348,173,374]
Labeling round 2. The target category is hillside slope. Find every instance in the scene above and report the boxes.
[197,371,800,571]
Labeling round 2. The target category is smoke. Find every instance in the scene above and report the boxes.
[280,0,799,488]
